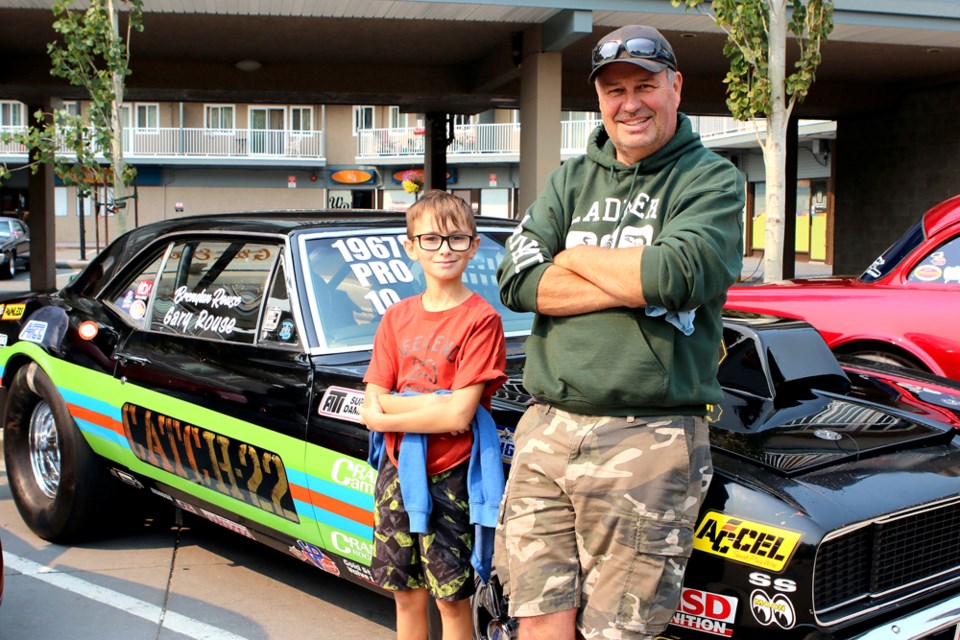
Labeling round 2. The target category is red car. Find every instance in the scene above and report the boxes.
[725,194,960,380]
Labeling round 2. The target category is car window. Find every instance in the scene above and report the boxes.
[0,221,11,237]
[106,239,286,345]
[107,254,165,328]
[300,229,532,350]
[907,235,960,284]
[11,220,26,237]
[259,255,301,348]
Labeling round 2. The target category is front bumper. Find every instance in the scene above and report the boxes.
[850,591,960,639]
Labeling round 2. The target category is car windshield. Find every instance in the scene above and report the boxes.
[859,220,925,283]
[300,227,533,350]
[0,221,12,237]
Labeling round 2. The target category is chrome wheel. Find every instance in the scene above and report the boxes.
[28,400,60,499]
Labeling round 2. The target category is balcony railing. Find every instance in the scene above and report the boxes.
[2,118,834,166]
[0,126,326,162]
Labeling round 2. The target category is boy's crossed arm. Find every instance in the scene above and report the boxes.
[359,383,485,435]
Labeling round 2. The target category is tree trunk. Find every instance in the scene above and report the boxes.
[762,0,788,282]
[107,0,128,235]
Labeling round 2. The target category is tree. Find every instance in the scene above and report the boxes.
[0,0,144,235]
[673,0,833,281]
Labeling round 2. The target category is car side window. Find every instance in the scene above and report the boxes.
[146,240,277,344]
[259,254,301,348]
[907,235,960,284]
[107,254,165,328]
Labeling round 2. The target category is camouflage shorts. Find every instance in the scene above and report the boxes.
[494,404,713,639]
[371,458,475,601]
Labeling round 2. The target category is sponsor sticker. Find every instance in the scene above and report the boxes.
[670,588,738,637]
[2,303,26,320]
[318,386,364,424]
[0,334,7,347]
[19,320,47,343]
[78,320,99,340]
[750,589,796,629]
[290,540,341,576]
[693,512,801,572]
[200,508,255,539]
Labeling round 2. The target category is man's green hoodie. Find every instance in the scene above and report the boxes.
[497,115,745,416]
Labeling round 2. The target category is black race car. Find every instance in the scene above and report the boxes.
[1,211,959,640]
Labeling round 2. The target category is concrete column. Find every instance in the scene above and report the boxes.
[518,28,562,217]
[27,100,58,292]
[423,112,449,193]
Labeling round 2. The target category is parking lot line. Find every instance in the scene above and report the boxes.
[3,551,253,640]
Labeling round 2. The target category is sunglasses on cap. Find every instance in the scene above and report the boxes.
[592,37,676,70]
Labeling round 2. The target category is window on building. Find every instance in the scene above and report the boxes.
[205,105,236,130]
[353,106,374,135]
[0,101,25,128]
[291,107,313,133]
[63,101,81,117]
[135,103,159,130]
[389,106,402,129]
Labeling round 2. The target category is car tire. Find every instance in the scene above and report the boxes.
[3,362,118,542]
[0,252,15,279]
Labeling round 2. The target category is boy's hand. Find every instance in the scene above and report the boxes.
[359,393,384,431]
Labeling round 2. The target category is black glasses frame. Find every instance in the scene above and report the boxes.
[412,233,475,252]
[592,36,676,70]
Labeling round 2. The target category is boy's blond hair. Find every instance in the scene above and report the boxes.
[405,190,476,237]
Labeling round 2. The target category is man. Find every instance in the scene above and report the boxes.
[495,25,745,640]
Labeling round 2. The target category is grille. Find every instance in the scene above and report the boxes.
[814,498,960,617]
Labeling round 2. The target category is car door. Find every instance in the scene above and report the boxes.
[10,219,28,264]
[104,235,319,546]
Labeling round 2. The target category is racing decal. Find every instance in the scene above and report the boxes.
[176,499,199,515]
[670,588,738,638]
[129,299,147,321]
[0,334,6,347]
[290,539,340,576]
[135,279,153,298]
[750,589,796,629]
[163,286,244,335]
[912,264,943,282]
[693,512,801,572]
[329,234,414,316]
[121,402,299,523]
[200,508,255,540]
[19,320,47,343]
[945,265,960,283]
[2,303,25,320]
[747,572,797,593]
[318,385,364,424]
[330,530,374,564]
[342,557,377,585]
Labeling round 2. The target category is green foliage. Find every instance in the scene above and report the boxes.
[0,0,143,198]
[671,0,833,120]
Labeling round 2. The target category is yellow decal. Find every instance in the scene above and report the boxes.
[121,403,298,523]
[693,512,801,571]
[2,303,25,320]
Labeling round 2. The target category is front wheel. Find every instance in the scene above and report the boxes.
[472,573,518,640]
[0,252,15,279]
[3,362,118,542]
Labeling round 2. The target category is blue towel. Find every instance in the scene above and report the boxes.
[646,304,697,336]
[366,391,504,583]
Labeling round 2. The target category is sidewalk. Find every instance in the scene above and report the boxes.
[740,256,833,282]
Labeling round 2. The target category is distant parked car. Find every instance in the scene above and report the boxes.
[0,216,29,279]
[726,194,960,380]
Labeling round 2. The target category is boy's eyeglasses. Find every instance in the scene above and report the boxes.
[592,37,676,70]
[412,234,475,252]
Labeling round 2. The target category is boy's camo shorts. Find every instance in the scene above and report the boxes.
[494,403,713,639]
[371,457,475,601]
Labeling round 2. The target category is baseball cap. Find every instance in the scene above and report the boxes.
[588,25,678,83]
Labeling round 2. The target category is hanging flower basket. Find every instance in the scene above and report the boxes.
[402,169,424,194]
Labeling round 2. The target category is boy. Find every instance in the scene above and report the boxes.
[359,190,507,640]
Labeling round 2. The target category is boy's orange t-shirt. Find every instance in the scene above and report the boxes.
[364,292,507,475]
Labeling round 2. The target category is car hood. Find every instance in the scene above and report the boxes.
[727,276,862,296]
